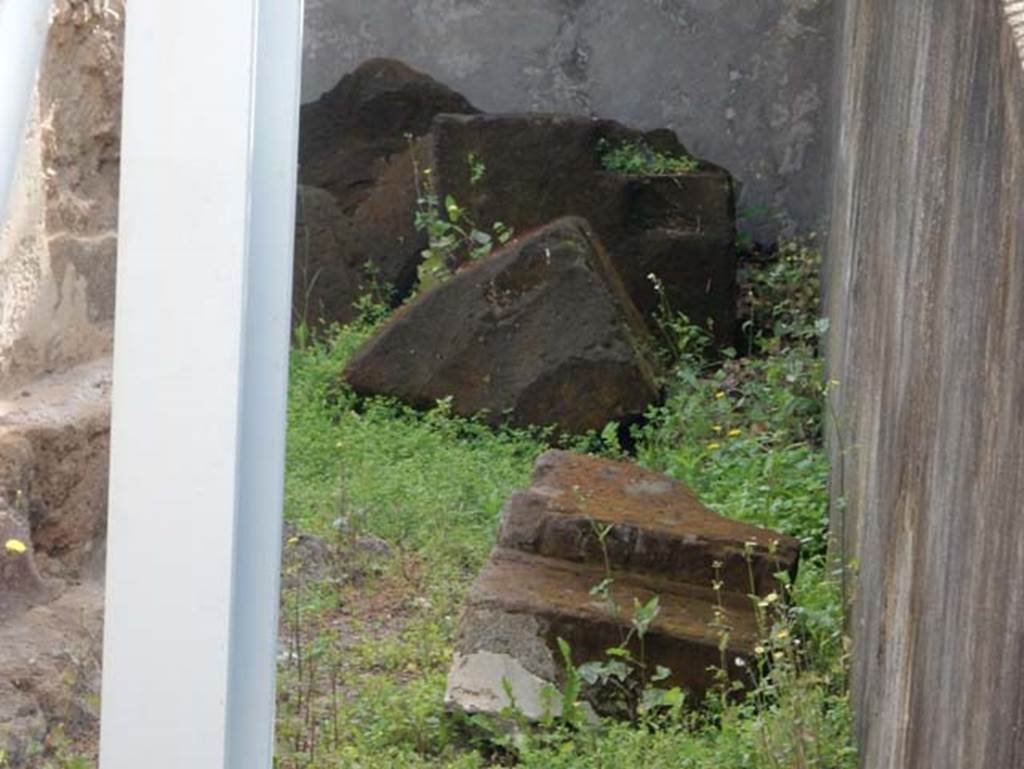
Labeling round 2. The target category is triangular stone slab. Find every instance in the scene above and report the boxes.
[343,217,660,434]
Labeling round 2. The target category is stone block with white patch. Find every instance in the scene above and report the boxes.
[445,450,800,720]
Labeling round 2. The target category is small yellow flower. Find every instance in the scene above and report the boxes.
[764,592,779,604]
[707,442,722,450]
[286,536,300,546]
[712,425,723,433]
[715,391,726,400]
[754,645,766,655]
[4,539,27,555]
[727,428,742,437]
[775,629,790,641]
[774,651,785,661]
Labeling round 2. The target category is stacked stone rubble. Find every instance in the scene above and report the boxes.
[445,450,800,719]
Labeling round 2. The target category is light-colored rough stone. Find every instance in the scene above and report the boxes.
[302,0,834,239]
[445,651,561,720]
[452,607,558,683]
[0,2,123,387]
[827,2,1024,767]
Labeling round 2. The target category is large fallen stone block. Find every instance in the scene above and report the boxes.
[299,58,479,214]
[445,450,801,720]
[296,59,474,326]
[447,548,760,715]
[343,217,660,434]
[429,113,738,345]
[499,450,800,595]
[295,63,738,339]
[338,141,431,307]
[294,161,428,328]
[613,228,737,342]
[293,185,356,328]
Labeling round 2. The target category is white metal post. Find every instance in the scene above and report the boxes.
[0,0,51,222]
[226,0,305,765]
[98,0,303,766]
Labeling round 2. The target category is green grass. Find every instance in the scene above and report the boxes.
[273,238,856,769]
[24,241,853,768]
[284,320,544,577]
[277,319,548,768]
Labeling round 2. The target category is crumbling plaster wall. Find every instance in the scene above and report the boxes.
[826,1,1024,767]
[0,1,123,388]
[302,0,835,239]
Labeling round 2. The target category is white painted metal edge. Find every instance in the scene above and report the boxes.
[0,0,51,222]
[225,0,305,765]
[99,0,303,765]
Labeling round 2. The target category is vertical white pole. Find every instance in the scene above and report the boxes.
[99,1,303,766]
[226,0,304,765]
[0,0,51,221]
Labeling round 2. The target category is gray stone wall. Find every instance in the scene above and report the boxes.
[302,0,835,239]
[826,2,1024,767]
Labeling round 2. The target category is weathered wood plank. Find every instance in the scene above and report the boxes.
[827,2,1024,767]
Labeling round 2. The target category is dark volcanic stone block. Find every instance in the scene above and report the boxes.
[457,547,759,696]
[498,450,801,595]
[446,450,802,720]
[293,185,356,328]
[299,58,479,214]
[613,228,737,345]
[343,217,660,434]
[429,113,737,345]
